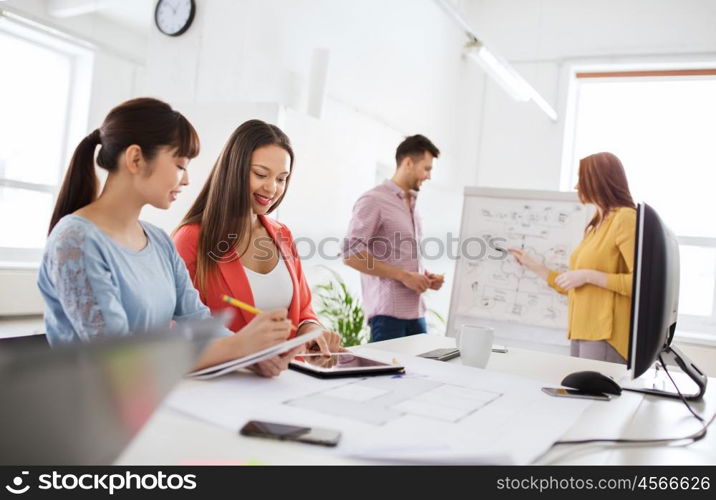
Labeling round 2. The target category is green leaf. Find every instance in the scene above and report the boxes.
[312,274,367,347]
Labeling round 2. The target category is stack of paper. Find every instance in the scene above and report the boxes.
[187,329,322,380]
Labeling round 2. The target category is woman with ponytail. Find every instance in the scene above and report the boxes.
[38,98,304,374]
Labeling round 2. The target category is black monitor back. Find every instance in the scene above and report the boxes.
[628,202,680,378]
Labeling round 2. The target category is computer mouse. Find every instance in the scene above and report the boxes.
[561,370,622,396]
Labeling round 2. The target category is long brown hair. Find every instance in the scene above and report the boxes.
[177,119,294,293]
[577,152,636,231]
[49,98,200,234]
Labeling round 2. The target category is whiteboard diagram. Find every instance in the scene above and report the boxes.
[448,188,591,332]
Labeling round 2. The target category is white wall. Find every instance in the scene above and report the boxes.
[455,0,716,350]
[462,0,716,190]
[5,0,715,337]
[0,0,147,316]
[3,0,148,126]
[3,0,486,323]
[138,0,487,323]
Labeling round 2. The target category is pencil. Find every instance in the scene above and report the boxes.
[295,352,346,357]
[221,294,298,331]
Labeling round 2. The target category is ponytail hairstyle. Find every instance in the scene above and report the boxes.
[177,119,294,293]
[577,152,636,232]
[48,97,200,234]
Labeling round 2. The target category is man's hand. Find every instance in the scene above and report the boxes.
[400,271,431,293]
[425,272,445,290]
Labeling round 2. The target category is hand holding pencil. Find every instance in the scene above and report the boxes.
[222,295,297,332]
[221,295,311,377]
[221,294,346,359]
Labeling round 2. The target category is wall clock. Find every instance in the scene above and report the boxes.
[155,0,196,37]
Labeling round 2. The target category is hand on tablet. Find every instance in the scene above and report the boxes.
[299,353,340,369]
[248,345,305,378]
[300,327,346,356]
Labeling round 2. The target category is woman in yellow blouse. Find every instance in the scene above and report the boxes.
[510,152,636,363]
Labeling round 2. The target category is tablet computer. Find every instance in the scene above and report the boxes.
[289,353,405,378]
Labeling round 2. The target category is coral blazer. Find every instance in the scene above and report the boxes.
[173,216,320,336]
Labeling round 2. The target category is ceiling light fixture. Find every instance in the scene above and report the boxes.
[434,0,558,121]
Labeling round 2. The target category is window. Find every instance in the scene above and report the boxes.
[565,68,716,336]
[0,13,92,264]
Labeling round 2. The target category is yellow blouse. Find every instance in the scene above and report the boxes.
[547,206,636,359]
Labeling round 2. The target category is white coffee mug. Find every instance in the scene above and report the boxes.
[456,324,494,368]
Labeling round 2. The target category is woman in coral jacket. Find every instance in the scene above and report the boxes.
[173,119,342,376]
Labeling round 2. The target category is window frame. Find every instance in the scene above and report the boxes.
[0,12,93,265]
[561,63,716,338]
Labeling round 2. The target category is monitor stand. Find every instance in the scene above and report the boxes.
[623,345,707,401]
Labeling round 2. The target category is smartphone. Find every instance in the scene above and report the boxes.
[239,420,341,447]
[541,387,611,401]
[419,346,508,361]
[418,348,460,361]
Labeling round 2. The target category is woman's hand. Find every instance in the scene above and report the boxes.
[299,324,345,355]
[248,345,305,378]
[509,248,549,280]
[237,308,293,353]
[555,270,606,291]
[295,351,340,369]
[190,308,292,372]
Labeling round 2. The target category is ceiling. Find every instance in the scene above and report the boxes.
[97,0,154,32]
[45,0,155,33]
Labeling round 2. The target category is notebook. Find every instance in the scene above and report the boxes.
[187,329,322,380]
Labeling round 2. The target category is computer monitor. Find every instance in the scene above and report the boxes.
[0,317,221,464]
[627,202,708,400]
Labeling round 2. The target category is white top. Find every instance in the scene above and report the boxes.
[244,259,294,311]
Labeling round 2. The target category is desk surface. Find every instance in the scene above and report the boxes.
[117,334,716,465]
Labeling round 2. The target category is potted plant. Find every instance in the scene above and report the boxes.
[312,266,367,347]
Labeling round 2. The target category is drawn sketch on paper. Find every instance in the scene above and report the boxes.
[284,376,502,426]
[454,196,588,329]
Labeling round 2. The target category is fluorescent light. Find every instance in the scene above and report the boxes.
[465,41,532,102]
[433,0,558,121]
[465,41,557,120]
[465,40,557,120]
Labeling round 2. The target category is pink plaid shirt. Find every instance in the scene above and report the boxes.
[343,180,425,320]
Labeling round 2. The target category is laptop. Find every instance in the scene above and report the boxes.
[0,317,223,465]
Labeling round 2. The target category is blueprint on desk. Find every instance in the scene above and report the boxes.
[164,347,594,465]
[285,375,502,426]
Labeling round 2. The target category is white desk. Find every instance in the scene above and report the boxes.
[117,334,716,465]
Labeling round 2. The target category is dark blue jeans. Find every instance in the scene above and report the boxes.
[368,315,427,343]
